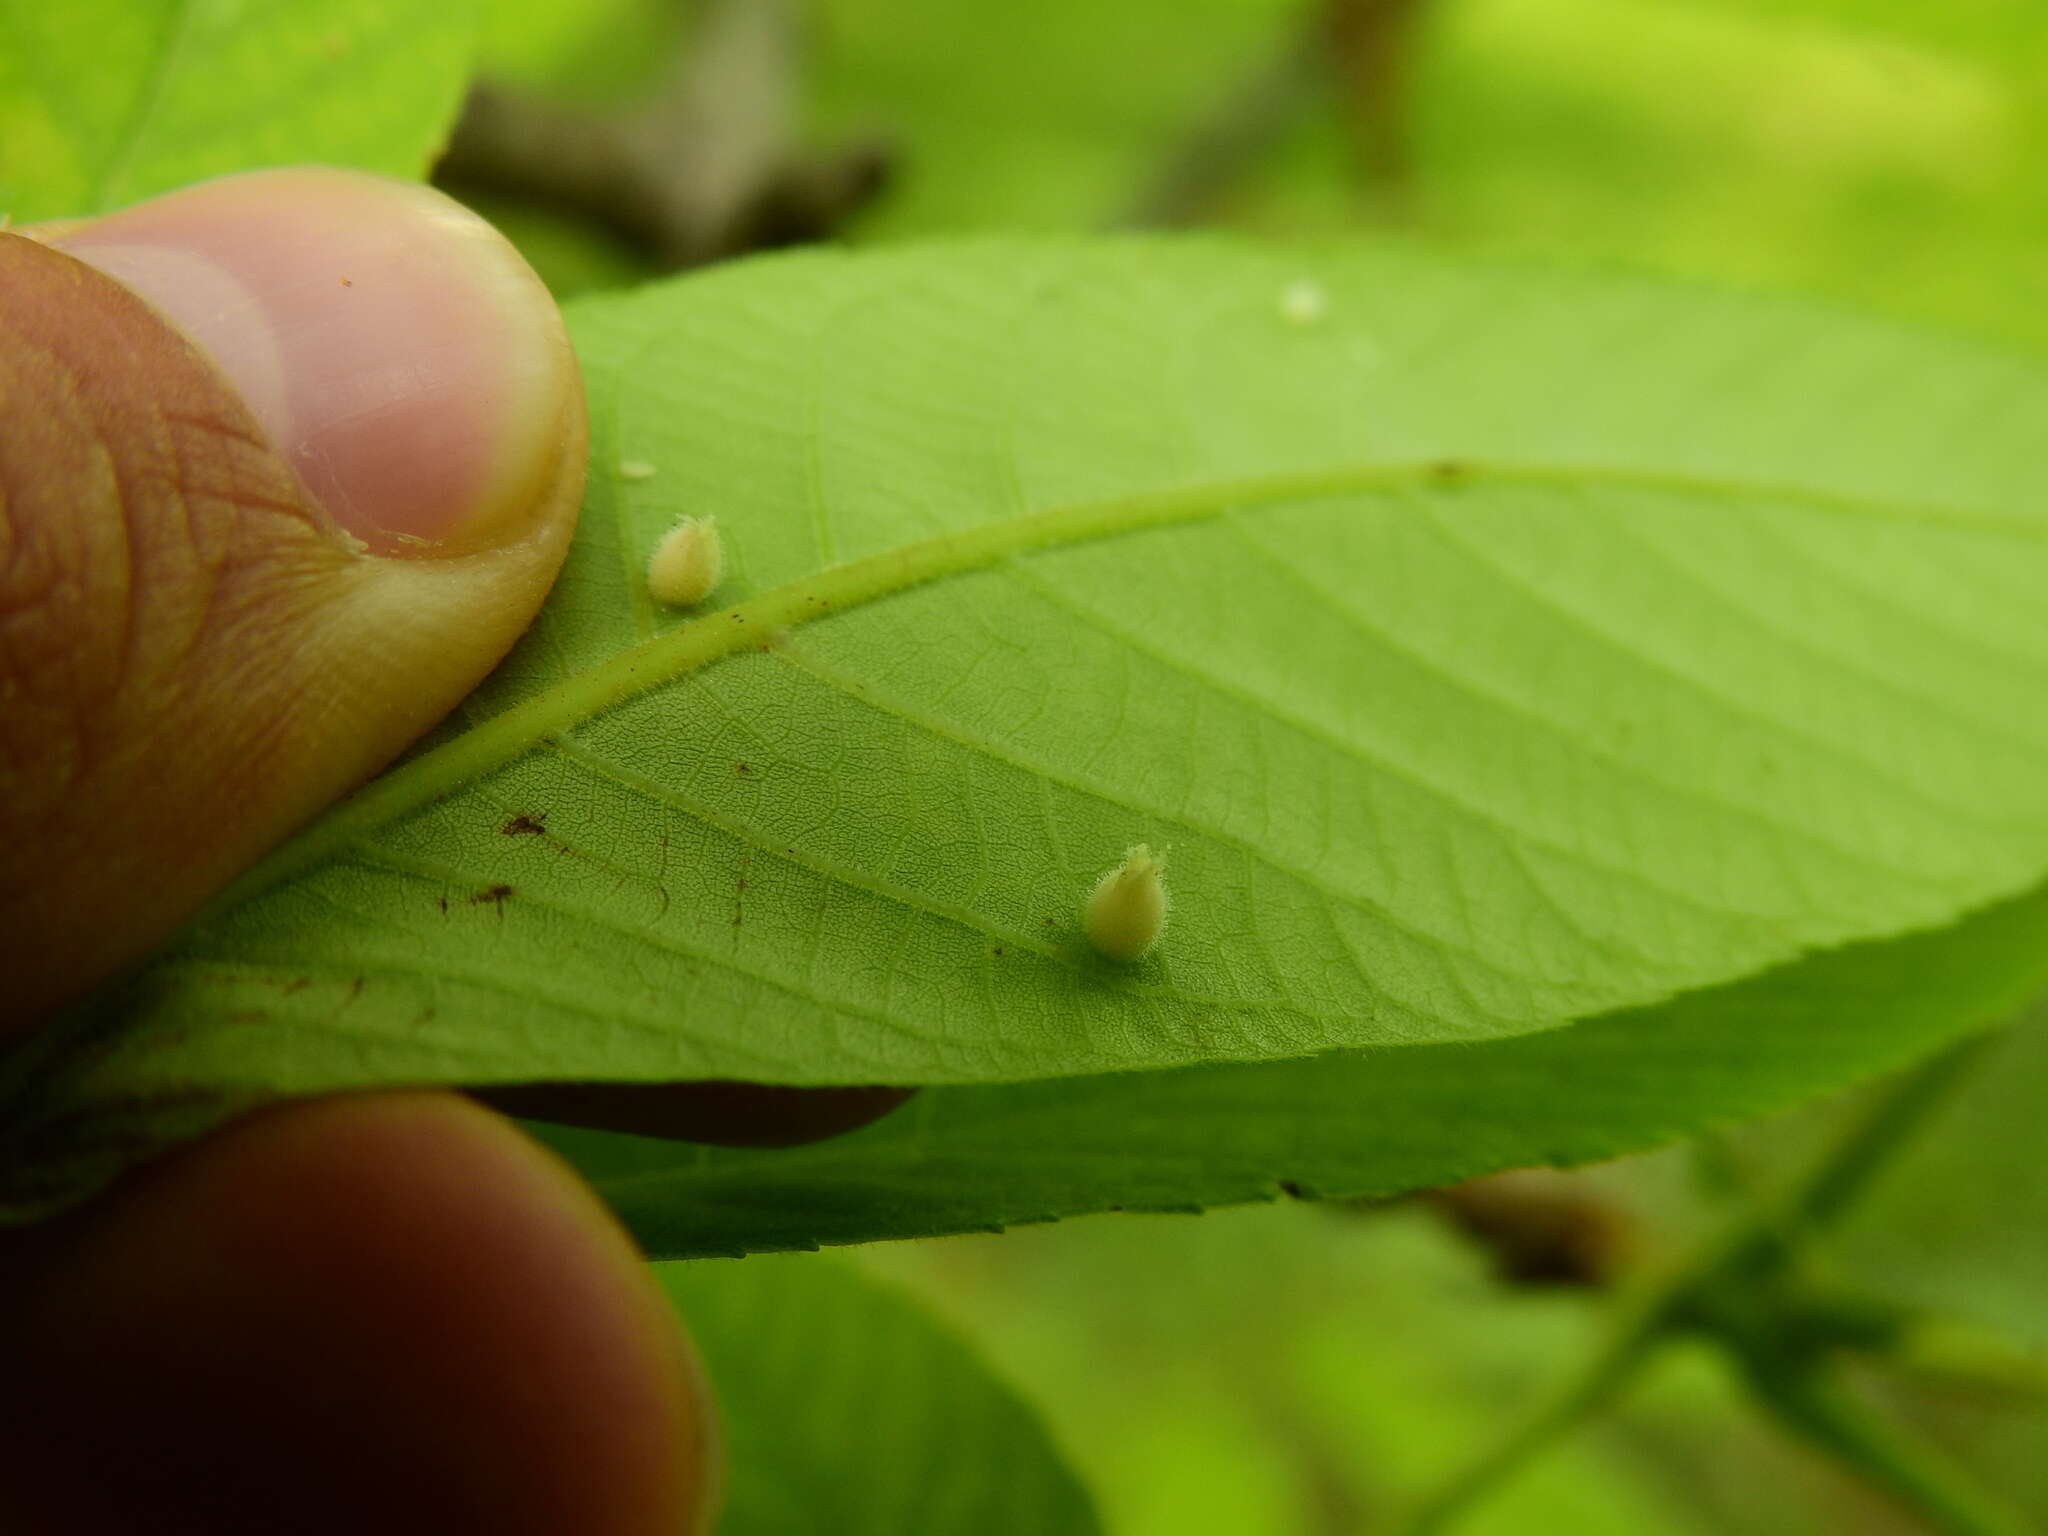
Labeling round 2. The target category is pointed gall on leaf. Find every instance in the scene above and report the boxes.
[1084,844,1169,962]
[647,515,724,607]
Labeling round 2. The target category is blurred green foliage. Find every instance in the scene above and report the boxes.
[807,0,1300,234]
[804,0,2048,344]
[857,1202,1902,1535]
[1392,0,2048,348]
[859,1013,2048,1533]
[472,0,2048,350]
[1829,1006,2048,1351]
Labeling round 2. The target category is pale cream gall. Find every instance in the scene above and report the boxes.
[1084,844,1169,962]
[647,515,724,607]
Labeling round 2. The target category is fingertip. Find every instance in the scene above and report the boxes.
[0,173,586,1020]
[50,167,583,556]
[0,1092,717,1536]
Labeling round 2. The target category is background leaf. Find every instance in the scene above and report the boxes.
[10,236,2048,1219]
[657,1251,1102,1536]
[0,0,481,222]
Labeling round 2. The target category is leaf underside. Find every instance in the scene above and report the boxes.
[7,237,2048,1222]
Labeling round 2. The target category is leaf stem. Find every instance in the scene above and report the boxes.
[1395,1286,1670,1534]
[1741,1368,2035,1536]
[1397,1032,2002,1533]
[1783,1032,1993,1235]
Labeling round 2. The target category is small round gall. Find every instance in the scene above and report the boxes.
[1084,844,1169,962]
[647,515,725,607]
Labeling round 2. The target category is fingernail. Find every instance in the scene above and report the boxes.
[51,168,580,555]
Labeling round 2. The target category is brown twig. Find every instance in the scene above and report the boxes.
[1122,0,1432,229]
[1322,0,1431,205]
[434,0,892,268]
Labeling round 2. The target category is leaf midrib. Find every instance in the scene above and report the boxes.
[209,457,2045,923]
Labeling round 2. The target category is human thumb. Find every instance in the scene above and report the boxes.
[0,168,586,1026]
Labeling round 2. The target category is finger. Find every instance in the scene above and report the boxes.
[0,168,586,1026]
[0,1091,719,1536]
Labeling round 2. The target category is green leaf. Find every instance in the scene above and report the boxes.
[9,237,2048,1218]
[657,1251,1102,1536]
[531,874,2048,1258]
[0,0,482,222]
